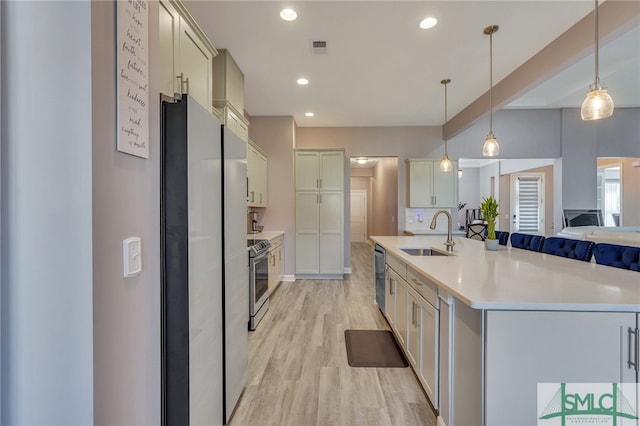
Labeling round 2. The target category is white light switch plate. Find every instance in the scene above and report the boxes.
[123,237,142,278]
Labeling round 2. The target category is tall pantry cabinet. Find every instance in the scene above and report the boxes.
[295,149,345,277]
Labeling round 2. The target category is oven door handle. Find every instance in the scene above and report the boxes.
[252,250,270,263]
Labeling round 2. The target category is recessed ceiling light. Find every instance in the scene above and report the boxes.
[357,158,368,165]
[297,78,309,85]
[280,8,297,21]
[305,112,314,117]
[419,17,438,29]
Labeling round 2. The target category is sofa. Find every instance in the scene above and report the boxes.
[556,226,640,248]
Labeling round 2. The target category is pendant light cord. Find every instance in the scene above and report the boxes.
[594,0,600,86]
[444,81,448,156]
[489,31,493,133]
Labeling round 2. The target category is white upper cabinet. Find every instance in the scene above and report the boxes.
[159,1,216,113]
[159,1,180,97]
[295,151,344,191]
[213,49,250,141]
[407,159,458,208]
[247,140,268,207]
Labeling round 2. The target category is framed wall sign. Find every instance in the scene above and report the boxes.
[116,0,149,159]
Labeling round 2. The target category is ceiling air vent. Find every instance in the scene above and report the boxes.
[311,40,327,55]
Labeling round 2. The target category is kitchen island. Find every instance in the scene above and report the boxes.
[372,235,640,426]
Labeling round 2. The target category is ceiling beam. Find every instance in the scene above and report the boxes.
[445,0,640,140]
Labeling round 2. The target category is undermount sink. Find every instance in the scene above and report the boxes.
[399,247,450,256]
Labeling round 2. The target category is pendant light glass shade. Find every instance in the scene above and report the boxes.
[581,0,614,121]
[440,156,452,172]
[581,87,614,120]
[483,25,499,157]
[440,78,452,172]
[482,132,499,157]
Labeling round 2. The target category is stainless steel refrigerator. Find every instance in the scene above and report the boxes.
[220,126,249,423]
[161,95,248,426]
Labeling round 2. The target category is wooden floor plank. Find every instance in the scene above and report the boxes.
[229,242,437,426]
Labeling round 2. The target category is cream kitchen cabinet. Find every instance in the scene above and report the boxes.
[159,0,216,113]
[213,49,250,141]
[383,255,440,410]
[247,140,267,207]
[407,159,458,208]
[267,234,284,293]
[295,150,344,192]
[295,149,345,277]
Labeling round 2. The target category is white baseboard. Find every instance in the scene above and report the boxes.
[295,274,344,280]
[282,274,296,282]
[343,267,352,274]
[437,415,447,426]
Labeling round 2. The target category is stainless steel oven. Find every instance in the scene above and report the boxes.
[248,239,271,330]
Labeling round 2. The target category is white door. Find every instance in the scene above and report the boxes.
[350,189,367,242]
[510,173,544,235]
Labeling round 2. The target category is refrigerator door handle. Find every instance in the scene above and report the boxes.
[176,73,184,94]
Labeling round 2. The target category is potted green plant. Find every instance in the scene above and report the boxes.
[479,196,499,251]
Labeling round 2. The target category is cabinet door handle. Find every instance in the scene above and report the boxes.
[183,77,189,95]
[433,195,437,205]
[410,277,422,286]
[319,178,322,188]
[250,191,255,202]
[176,73,184,94]
[316,178,320,189]
[259,193,262,203]
[319,194,322,204]
[390,278,395,295]
[628,327,639,371]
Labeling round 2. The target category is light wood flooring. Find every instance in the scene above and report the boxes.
[229,242,437,426]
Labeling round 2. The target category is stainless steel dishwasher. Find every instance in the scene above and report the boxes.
[373,244,386,311]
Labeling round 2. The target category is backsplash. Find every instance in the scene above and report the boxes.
[405,208,461,232]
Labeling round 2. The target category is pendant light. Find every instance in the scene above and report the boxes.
[482,25,499,157]
[440,78,452,172]
[581,0,614,120]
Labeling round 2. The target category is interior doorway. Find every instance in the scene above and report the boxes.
[510,173,545,235]
[597,165,621,226]
[349,157,398,237]
[350,189,367,242]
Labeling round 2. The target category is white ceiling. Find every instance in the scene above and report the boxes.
[183,1,637,128]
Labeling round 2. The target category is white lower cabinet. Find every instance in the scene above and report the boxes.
[419,297,439,408]
[395,274,408,348]
[407,288,421,368]
[385,266,397,330]
[267,234,284,292]
[385,260,439,409]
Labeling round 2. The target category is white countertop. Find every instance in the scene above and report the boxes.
[404,229,466,236]
[372,235,640,312]
[247,231,284,241]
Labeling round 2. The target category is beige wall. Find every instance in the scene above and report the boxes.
[372,158,399,236]
[597,157,640,226]
[351,176,373,239]
[248,116,296,277]
[91,2,161,424]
